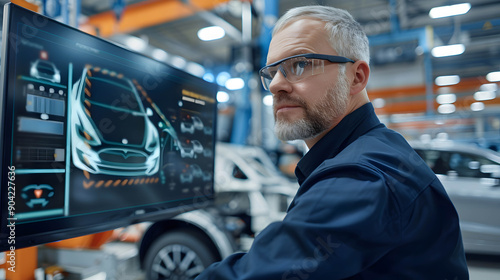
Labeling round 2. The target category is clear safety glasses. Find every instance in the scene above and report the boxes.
[259,53,355,91]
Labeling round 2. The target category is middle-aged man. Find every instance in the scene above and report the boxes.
[196,5,469,280]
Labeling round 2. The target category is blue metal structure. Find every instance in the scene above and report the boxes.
[230,0,279,145]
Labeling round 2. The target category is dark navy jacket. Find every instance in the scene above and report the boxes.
[196,103,469,280]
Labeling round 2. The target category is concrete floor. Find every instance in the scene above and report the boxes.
[129,252,500,279]
[53,243,500,279]
[467,254,500,280]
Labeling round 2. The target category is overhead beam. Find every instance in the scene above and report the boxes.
[11,0,39,12]
[368,77,490,99]
[80,0,231,37]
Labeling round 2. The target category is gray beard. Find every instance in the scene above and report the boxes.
[274,71,350,141]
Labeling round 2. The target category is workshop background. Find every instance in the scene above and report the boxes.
[1,0,500,279]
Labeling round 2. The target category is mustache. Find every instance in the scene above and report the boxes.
[273,94,307,109]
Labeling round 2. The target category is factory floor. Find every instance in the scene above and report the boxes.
[38,242,500,279]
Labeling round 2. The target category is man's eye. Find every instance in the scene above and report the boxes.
[293,61,308,68]
[269,70,277,78]
[291,61,308,75]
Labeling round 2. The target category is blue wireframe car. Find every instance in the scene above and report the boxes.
[30,59,61,84]
[71,66,160,176]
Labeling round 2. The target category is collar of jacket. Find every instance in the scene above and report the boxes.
[295,102,383,185]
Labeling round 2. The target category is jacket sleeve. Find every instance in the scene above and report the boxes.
[195,164,401,280]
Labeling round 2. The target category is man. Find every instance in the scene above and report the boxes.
[196,5,468,279]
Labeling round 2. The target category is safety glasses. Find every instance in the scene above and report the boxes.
[259,53,355,91]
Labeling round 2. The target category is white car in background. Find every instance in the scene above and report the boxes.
[410,140,500,255]
[139,142,299,279]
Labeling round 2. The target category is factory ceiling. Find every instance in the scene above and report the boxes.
[1,0,500,81]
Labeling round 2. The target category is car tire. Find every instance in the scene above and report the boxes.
[144,230,218,280]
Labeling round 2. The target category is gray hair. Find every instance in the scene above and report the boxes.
[273,5,370,65]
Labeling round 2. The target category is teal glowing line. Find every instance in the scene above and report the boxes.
[65,63,73,216]
[19,75,67,89]
[16,209,64,220]
[15,169,65,174]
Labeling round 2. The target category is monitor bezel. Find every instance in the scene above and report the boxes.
[0,3,217,252]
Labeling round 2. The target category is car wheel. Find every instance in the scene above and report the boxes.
[144,230,218,280]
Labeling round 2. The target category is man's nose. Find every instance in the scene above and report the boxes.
[269,68,292,94]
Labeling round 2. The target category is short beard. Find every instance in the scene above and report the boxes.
[274,70,350,141]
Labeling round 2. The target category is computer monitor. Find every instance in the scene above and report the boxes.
[0,3,217,251]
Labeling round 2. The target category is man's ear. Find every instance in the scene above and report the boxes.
[349,60,370,96]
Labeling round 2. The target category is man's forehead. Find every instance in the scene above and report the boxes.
[274,17,325,37]
[267,19,330,64]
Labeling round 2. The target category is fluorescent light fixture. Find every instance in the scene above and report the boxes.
[436,93,457,104]
[263,95,273,106]
[474,91,496,101]
[185,62,205,77]
[435,75,460,86]
[217,91,230,103]
[198,26,225,41]
[125,36,147,51]
[470,102,485,111]
[372,98,385,108]
[203,73,215,83]
[436,132,449,140]
[216,72,231,86]
[152,49,168,61]
[479,83,498,91]
[429,3,471,19]
[431,44,465,57]
[437,104,456,114]
[225,78,245,90]
[170,56,187,69]
[486,71,500,82]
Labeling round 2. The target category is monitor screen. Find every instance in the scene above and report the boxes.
[0,3,217,251]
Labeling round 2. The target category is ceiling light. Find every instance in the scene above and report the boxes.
[152,49,168,61]
[216,72,231,86]
[263,95,273,106]
[429,3,471,19]
[486,71,500,82]
[479,83,498,91]
[203,73,215,83]
[225,78,245,90]
[474,91,496,101]
[197,26,225,41]
[437,104,456,114]
[185,62,205,77]
[170,56,187,69]
[436,93,457,104]
[431,44,465,57]
[435,75,460,86]
[470,102,485,111]
[217,91,230,103]
[125,36,147,52]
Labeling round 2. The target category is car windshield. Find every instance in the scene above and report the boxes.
[37,61,55,75]
[87,77,142,113]
[418,148,500,178]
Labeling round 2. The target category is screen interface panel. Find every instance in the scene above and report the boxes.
[0,4,217,250]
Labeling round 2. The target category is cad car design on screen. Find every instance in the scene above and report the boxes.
[70,66,160,176]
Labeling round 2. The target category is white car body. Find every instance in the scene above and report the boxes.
[214,142,299,231]
[410,140,500,255]
[139,143,299,278]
